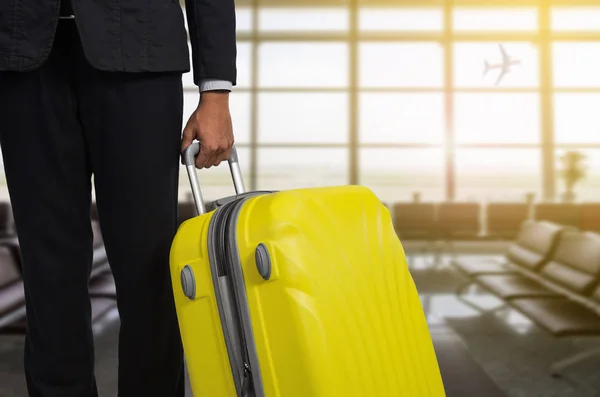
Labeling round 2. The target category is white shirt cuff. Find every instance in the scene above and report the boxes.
[199,79,233,92]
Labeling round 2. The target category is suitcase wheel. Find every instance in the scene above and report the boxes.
[181,265,196,300]
[255,243,272,280]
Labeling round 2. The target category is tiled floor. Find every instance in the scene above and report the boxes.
[0,309,501,397]
[408,249,600,397]
[2,244,600,396]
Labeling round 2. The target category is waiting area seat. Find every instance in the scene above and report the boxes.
[90,219,111,279]
[92,218,103,248]
[505,220,565,270]
[89,272,117,299]
[534,203,581,229]
[0,203,116,333]
[390,200,600,242]
[475,230,600,300]
[0,244,25,330]
[476,274,561,299]
[507,231,600,336]
[454,220,600,375]
[394,203,436,240]
[0,202,15,239]
[511,294,600,337]
[178,201,200,227]
[486,203,529,240]
[453,258,512,276]
[580,203,600,233]
[393,203,437,240]
[437,202,481,240]
[452,220,564,292]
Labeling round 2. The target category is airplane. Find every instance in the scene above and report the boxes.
[483,44,521,86]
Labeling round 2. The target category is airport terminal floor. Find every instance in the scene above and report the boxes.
[2,238,599,396]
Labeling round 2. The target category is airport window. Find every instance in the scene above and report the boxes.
[453,42,539,88]
[553,42,600,88]
[233,42,253,89]
[455,149,542,202]
[5,2,600,204]
[235,6,254,32]
[182,5,253,34]
[359,42,444,88]
[359,93,444,144]
[555,94,600,145]
[258,7,349,32]
[257,93,349,143]
[359,148,445,202]
[182,92,198,129]
[358,7,444,32]
[229,93,253,144]
[258,42,349,88]
[551,7,600,31]
[454,94,540,144]
[256,148,349,191]
[452,8,538,32]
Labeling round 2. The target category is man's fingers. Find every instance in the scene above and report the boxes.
[180,133,195,164]
[181,125,195,153]
[222,148,232,161]
[195,152,209,169]
[195,145,218,169]
[196,145,232,168]
[212,149,229,167]
[194,144,209,168]
[213,149,230,167]
[203,148,225,168]
[181,135,193,152]
[195,156,210,169]
[203,154,218,169]
[191,134,233,169]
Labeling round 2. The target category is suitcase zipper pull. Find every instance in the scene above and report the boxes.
[240,362,251,397]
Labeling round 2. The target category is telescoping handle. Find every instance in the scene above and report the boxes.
[182,142,247,215]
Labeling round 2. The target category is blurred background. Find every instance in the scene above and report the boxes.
[174,0,600,205]
[3,0,600,396]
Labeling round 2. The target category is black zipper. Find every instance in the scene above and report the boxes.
[211,199,253,396]
[214,200,238,276]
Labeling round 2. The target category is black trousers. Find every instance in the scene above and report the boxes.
[0,20,185,397]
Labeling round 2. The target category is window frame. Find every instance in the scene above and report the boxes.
[102,4,600,203]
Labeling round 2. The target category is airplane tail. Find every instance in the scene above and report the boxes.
[483,60,491,76]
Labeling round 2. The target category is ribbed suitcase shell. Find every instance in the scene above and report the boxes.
[170,185,445,396]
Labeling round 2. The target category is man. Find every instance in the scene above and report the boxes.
[0,0,235,395]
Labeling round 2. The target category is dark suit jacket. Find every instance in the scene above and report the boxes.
[0,0,236,85]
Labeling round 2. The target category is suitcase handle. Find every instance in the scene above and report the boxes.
[182,142,246,215]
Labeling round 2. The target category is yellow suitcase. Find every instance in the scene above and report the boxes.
[170,143,446,397]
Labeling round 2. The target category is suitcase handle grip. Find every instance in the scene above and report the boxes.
[182,142,246,215]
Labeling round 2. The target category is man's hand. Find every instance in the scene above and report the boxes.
[181,91,234,169]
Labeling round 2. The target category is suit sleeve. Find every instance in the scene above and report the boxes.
[185,0,237,87]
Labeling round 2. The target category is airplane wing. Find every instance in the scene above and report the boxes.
[495,69,507,86]
[499,44,509,63]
